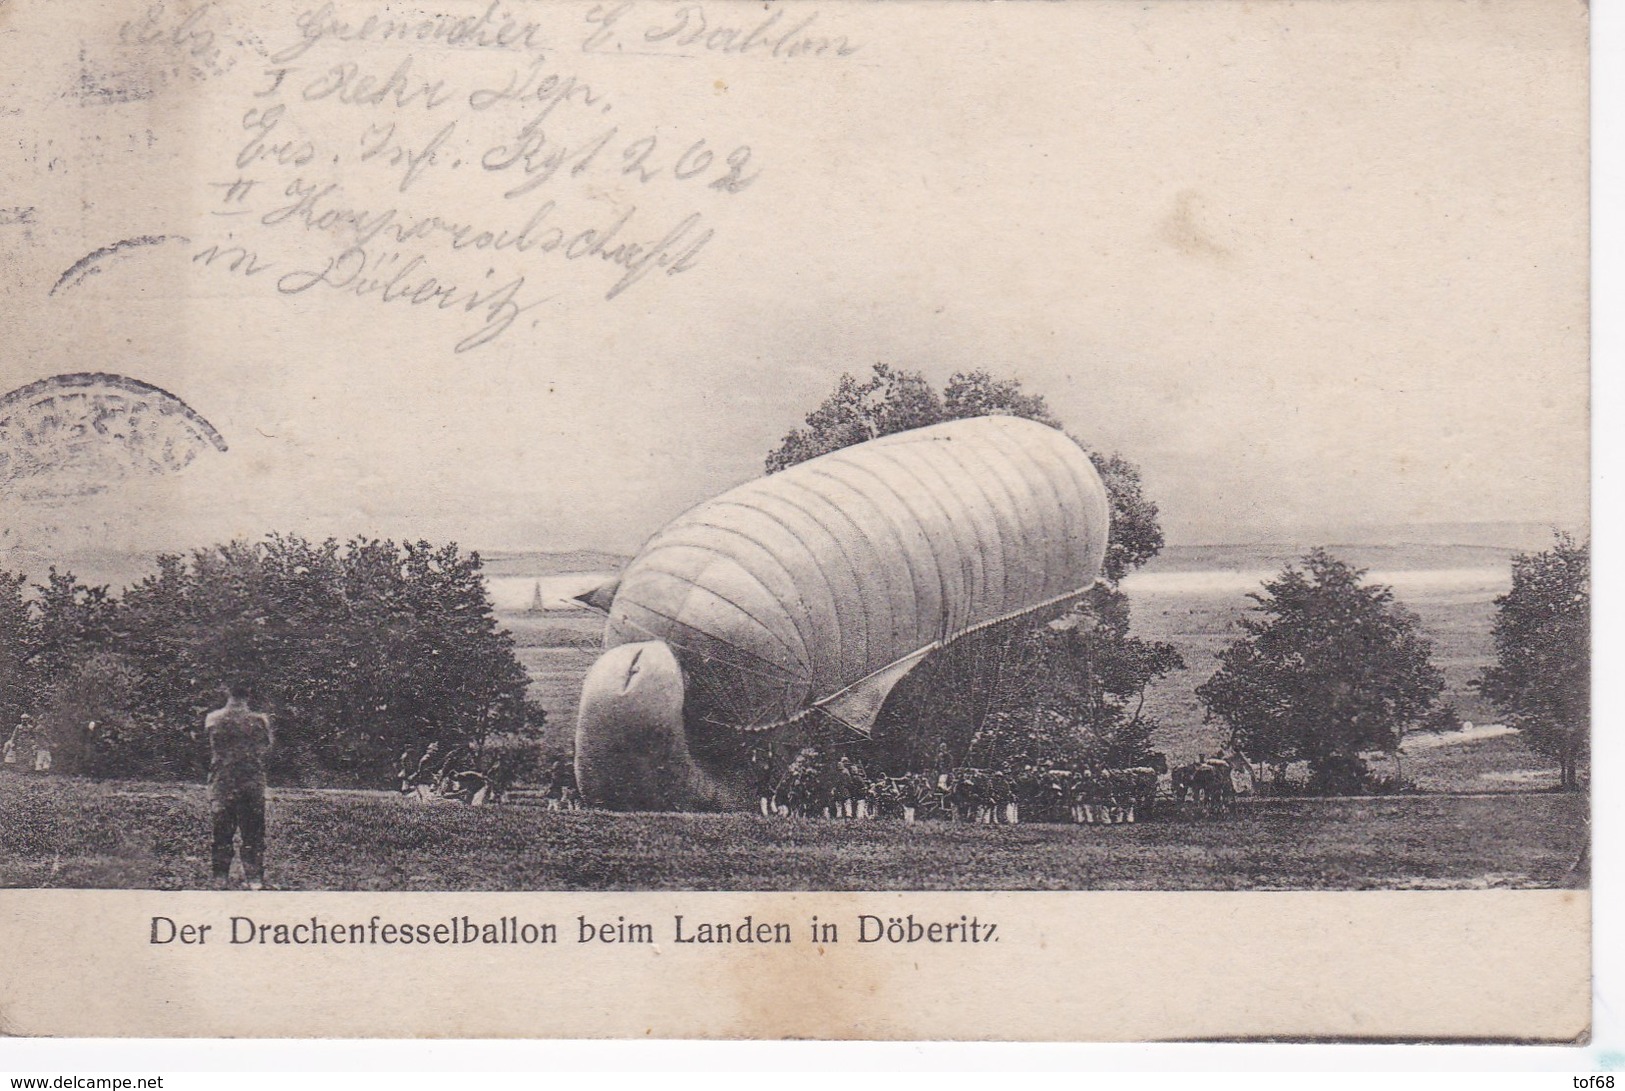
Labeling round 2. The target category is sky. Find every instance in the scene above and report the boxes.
[0,0,1589,581]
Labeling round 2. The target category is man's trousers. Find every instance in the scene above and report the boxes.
[210,787,265,883]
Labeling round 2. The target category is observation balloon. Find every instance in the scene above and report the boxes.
[575,415,1111,810]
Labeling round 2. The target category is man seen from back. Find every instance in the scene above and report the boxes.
[205,681,274,890]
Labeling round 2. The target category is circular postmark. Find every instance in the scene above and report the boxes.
[0,372,228,501]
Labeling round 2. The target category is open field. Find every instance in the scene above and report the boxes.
[1392,731,1568,794]
[0,776,1586,891]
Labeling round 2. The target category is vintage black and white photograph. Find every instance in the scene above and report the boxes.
[0,0,1592,1043]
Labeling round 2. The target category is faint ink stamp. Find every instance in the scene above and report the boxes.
[0,371,228,500]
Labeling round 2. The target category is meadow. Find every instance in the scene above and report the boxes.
[0,775,1586,891]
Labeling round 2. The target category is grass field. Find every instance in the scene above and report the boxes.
[0,775,1586,892]
[1398,732,1567,794]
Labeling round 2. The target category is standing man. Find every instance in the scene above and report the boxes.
[410,741,440,795]
[395,746,417,794]
[9,715,48,774]
[205,681,273,890]
[32,719,51,773]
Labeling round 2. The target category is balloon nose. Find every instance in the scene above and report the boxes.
[575,641,708,810]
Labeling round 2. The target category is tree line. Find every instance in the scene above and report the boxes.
[0,536,541,784]
[0,365,1588,796]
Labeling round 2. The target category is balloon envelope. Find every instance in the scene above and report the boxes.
[597,415,1112,737]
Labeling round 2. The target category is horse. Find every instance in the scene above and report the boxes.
[1183,758,1235,816]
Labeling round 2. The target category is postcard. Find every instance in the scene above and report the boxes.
[0,0,1590,1041]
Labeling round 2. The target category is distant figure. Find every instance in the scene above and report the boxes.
[484,757,508,805]
[546,754,572,788]
[544,755,578,810]
[10,715,48,773]
[435,744,467,794]
[205,682,274,890]
[412,742,441,787]
[749,746,777,817]
[396,747,417,794]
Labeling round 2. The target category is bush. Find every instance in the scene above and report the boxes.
[478,734,546,788]
[39,652,143,777]
[1305,754,1370,797]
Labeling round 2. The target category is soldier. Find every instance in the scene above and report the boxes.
[748,745,776,817]
[435,743,467,795]
[396,746,417,794]
[10,715,49,773]
[411,741,442,795]
[483,756,507,806]
[204,681,274,890]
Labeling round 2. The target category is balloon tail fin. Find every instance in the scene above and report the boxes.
[573,577,620,614]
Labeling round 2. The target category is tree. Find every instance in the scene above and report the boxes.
[110,535,537,783]
[1196,549,1445,794]
[39,651,143,776]
[767,364,1177,774]
[943,370,1061,428]
[765,364,944,472]
[0,570,40,730]
[31,568,119,695]
[961,587,1184,771]
[0,567,125,765]
[1477,533,1589,789]
[1087,450,1165,584]
[116,542,274,778]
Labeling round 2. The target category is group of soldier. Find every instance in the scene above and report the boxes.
[752,746,1252,826]
[383,737,1251,822]
[394,741,514,806]
[393,744,593,811]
